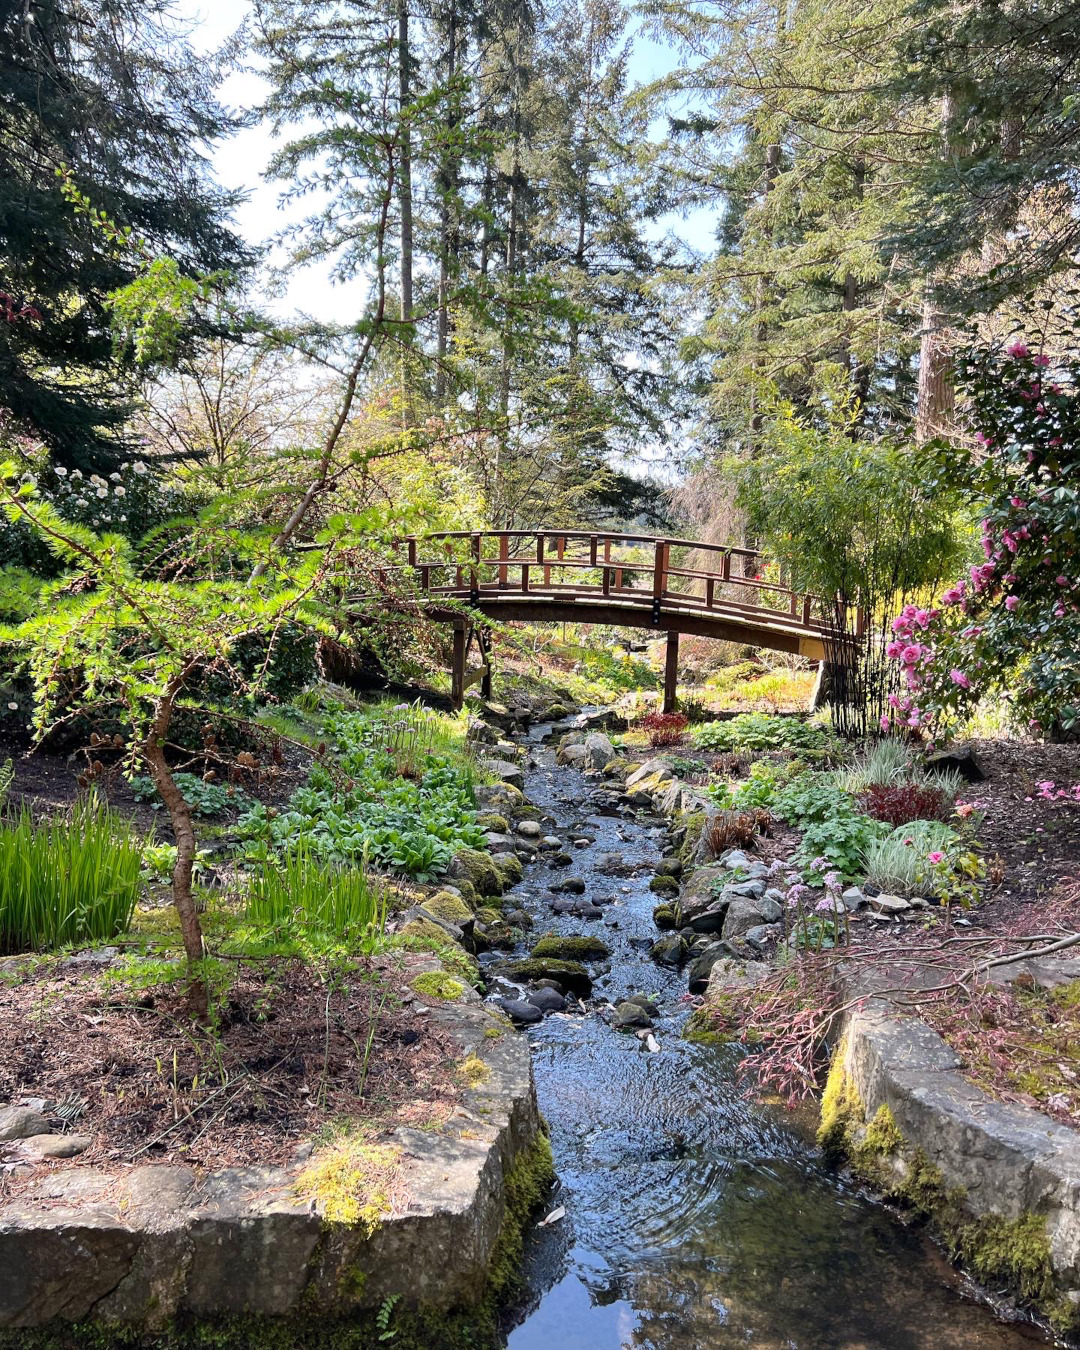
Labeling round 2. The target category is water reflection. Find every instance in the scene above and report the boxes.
[500,734,1046,1349]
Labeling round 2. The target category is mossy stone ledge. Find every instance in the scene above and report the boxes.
[0,963,551,1348]
[820,999,1080,1333]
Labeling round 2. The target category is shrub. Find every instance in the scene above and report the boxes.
[0,796,143,953]
[857,782,950,827]
[246,848,386,947]
[693,712,829,753]
[640,712,688,748]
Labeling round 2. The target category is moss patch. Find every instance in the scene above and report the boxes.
[295,1136,401,1233]
[956,1212,1055,1306]
[458,1054,491,1088]
[493,854,523,887]
[529,935,609,961]
[816,1035,863,1158]
[652,904,676,930]
[493,958,592,997]
[411,971,466,1001]
[475,812,509,834]
[425,892,474,925]
[648,875,680,897]
[448,848,504,897]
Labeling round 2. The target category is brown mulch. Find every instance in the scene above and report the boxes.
[0,951,462,1196]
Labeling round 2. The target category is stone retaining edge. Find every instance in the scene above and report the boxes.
[0,984,543,1331]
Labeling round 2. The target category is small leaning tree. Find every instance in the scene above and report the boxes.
[0,477,343,1014]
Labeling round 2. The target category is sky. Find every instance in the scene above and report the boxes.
[178,0,717,325]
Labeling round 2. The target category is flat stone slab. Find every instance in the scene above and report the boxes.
[0,968,542,1331]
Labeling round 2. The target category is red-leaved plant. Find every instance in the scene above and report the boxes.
[640,712,688,748]
[857,782,949,826]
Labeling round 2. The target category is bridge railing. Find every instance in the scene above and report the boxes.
[378,530,861,637]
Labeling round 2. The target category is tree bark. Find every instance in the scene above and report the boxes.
[436,1,460,400]
[141,671,207,1018]
[398,0,414,325]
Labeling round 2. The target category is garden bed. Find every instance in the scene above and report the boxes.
[0,939,463,1188]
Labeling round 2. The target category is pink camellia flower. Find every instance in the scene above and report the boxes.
[914,609,930,628]
[975,431,993,447]
[885,640,902,658]
[955,802,975,819]
[1055,603,1066,617]
[1006,341,1029,357]
[1005,595,1018,611]
[1009,497,1026,508]
[1005,573,1017,585]
[949,669,971,689]
[1033,353,1051,367]
[879,713,891,731]
[1057,576,1070,587]
[927,851,944,865]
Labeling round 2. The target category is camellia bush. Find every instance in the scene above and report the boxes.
[884,308,1080,737]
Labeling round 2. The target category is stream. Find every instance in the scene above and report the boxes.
[481,715,1051,1350]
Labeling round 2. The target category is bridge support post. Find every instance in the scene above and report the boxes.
[450,621,467,711]
[663,630,679,714]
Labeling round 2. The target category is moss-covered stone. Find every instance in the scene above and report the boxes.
[529,934,609,961]
[648,875,680,897]
[652,903,677,930]
[677,810,707,867]
[411,971,466,1001]
[447,848,504,897]
[475,812,509,834]
[426,891,474,925]
[493,854,523,887]
[2,1135,557,1350]
[493,958,592,996]
[816,1034,864,1158]
[400,917,456,946]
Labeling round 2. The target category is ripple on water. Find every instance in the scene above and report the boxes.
[502,733,1048,1350]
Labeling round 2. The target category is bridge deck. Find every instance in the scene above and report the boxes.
[359,530,860,708]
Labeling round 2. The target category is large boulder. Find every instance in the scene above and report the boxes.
[722,897,776,940]
[582,732,616,771]
[480,759,525,791]
[447,848,504,897]
[678,865,729,924]
[649,934,689,967]
[474,782,524,811]
[927,745,984,783]
[705,955,770,996]
[625,758,675,790]
[687,944,731,995]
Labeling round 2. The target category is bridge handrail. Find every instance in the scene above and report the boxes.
[366,528,868,637]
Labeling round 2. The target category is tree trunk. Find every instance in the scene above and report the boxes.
[916,96,955,445]
[398,0,414,325]
[142,676,207,1018]
[436,0,460,400]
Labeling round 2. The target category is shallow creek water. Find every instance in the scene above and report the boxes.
[486,719,1050,1350]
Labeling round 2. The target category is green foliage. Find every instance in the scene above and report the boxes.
[0,796,143,953]
[890,311,1080,737]
[141,842,211,884]
[130,772,247,818]
[237,710,485,880]
[246,848,386,948]
[693,713,829,753]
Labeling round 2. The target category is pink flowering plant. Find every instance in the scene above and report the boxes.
[883,314,1080,737]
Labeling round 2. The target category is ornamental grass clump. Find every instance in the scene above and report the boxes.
[247,847,386,949]
[0,795,144,953]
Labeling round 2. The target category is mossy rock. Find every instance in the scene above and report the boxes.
[542,703,570,720]
[652,903,677,930]
[529,934,610,961]
[512,804,544,822]
[601,756,633,780]
[425,891,474,925]
[411,970,466,1001]
[477,905,503,925]
[479,782,524,810]
[476,812,510,834]
[648,874,680,897]
[400,917,455,946]
[493,853,524,887]
[494,958,592,996]
[447,847,504,897]
[4,1135,558,1350]
[677,810,707,866]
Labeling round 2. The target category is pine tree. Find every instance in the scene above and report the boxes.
[0,0,248,471]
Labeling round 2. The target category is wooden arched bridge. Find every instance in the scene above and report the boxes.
[372,529,859,711]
